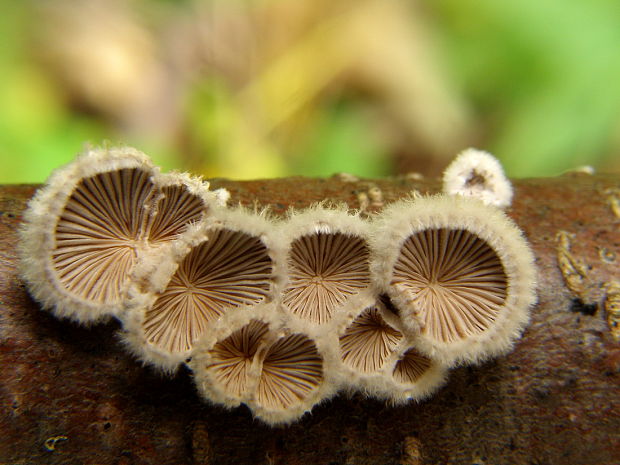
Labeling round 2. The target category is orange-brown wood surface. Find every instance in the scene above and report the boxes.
[1,174,619,465]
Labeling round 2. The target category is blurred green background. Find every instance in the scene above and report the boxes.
[1,0,619,183]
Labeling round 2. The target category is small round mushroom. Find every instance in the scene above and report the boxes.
[372,194,537,366]
[280,206,374,333]
[248,328,339,425]
[189,305,279,408]
[121,207,280,371]
[191,303,338,424]
[384,346,448,404]
[442,148,513,208]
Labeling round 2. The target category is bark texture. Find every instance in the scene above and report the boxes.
[1,174,619,465]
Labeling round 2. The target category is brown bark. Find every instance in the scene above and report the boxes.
[1,174,619,465]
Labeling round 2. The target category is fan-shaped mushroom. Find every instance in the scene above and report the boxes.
[19,147,223,324]
[190,305,278,407]
[121,207,278,371]
[249,328,338,425]
[339,305,403,374]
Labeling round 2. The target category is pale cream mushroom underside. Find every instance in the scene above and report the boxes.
[248,327,336,425]
[189,304,281,407]
[335,302,447,401]
[338,304,405,376]
[372,194,537,366]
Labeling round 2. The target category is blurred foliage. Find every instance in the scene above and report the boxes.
[432,0,620,176]
[0,0,618,183]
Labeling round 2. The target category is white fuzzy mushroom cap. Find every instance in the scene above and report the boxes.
[18,145,158,324]
[371,194,537,366]
[442,148,513,208]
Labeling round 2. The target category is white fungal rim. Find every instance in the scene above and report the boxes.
[120,207,281,373]
[18,145,158,324]
[279,205,375,338]
[371,194,537,366]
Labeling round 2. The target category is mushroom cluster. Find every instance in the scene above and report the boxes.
[19,146,536,425]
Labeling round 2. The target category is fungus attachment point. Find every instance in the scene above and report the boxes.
[372,195,536,365]
[442,148,513,208]
[339,306,403,374]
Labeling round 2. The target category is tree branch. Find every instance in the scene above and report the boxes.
[1,174,619,465]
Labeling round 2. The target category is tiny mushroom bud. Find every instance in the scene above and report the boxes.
[442,148,513,208]
[371,194,537,366]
